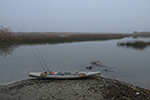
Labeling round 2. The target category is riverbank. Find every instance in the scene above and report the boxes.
[4,32,131,45]
[0,76,150,100]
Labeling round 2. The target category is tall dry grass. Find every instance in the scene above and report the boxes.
[15,34,130,45]
[117,40,150,50]
[0,26,131,44]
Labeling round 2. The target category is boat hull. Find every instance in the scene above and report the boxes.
[29,71,100,79]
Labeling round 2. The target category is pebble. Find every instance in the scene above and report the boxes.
[0,76,150,100]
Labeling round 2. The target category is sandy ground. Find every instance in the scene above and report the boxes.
[0,75,150,100]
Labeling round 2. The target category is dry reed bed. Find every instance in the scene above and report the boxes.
[117,40,150,50]
[15,34,130,44]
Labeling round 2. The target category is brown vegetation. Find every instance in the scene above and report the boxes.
[0,26,131,44]
[0,26,16,42]
[118,40,150,50]
[15,33,130,45]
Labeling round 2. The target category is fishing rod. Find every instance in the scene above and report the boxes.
[36,47,49,71]
[31,47,46,72]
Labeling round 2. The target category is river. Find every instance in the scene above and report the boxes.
[0,37,150,89]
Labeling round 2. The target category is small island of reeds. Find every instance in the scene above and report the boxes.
[118,40,150,50]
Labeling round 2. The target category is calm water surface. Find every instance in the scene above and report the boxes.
[0,37,150,89]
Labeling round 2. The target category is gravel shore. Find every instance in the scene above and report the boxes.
[0,76,150,100]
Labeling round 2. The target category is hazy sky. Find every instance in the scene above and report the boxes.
[0,0,150,33]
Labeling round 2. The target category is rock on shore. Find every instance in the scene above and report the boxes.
[0,76,150,100]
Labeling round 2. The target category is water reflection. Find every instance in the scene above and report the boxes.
[117,37,150,50]
[0,44,18,57]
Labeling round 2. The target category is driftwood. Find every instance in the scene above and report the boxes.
[84,60,114,74]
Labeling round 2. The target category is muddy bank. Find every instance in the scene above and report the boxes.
[0,76,150,100]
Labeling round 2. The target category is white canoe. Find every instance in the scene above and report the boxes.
[29,71,100,79]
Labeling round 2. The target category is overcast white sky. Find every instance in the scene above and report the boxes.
[0,0,150,33]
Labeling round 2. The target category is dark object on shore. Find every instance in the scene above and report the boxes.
[118,40,150,50]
